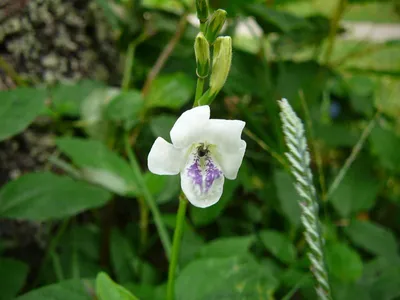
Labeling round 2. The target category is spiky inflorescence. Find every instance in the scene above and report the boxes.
[278,98,332,300]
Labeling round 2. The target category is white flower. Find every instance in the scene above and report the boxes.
[147,105,246,208]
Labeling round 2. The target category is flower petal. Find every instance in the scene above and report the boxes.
[215,140,246,180]
[170,105,210,148]
[203,119,245,150]
[180,147,224,208]
[148,137,183,175]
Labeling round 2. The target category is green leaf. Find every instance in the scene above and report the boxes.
[56,137,138,196]
[0,87,46,141]
[149,115,176,141]
[329,159,380,217]
[50,80,104,116]
[245,4,310,33]
[80,87,120,141]
[197,236,255,258]
[345,220,398,258]
[176,256,278,300]
[0,258,29,300]
[191,179,239,226]
[315,123,359,147]
[96,272,139,300]
[145,73,195,109]
[106,90,144,130]
[370,124,400,173]
[259,230,297,264]
[0,172,112,221]
[348,76,375,116]
[326,243,363,283]
[16,279,92,300]
[273,170,301,227]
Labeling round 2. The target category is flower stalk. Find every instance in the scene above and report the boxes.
[166,193,188,300]
[278,99,332,300]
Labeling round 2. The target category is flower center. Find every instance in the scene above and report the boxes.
[184,142,223,194]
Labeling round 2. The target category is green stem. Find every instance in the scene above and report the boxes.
[166,193,188,300]
[32,219,69,287]
[0,56,25,86]
[195,77,205,104]
[323,0,347,64]
[122,33,147,91]
[200,22,206,33]
[124,134,172,259]
[138,196,149,253]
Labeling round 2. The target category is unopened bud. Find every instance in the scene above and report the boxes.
[196,0,209,23]
[205,9,227,44]
[209,36,232,97]
[194,32,210,78]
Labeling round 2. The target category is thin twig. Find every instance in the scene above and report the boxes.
[325,113,379,200]
[323,0,347,64]
[244,128,288,170]
[299,91,327,200]
[142,12,189,96]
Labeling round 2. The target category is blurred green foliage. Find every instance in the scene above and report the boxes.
[0,0,399,299]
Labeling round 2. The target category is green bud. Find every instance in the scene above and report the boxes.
[205,9,227,44]
[196,0,209,23]
[209,36,232,98]
[194,32,210,78]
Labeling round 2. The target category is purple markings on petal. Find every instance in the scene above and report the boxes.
[187,158,203,192]
[186,154,222,194]
[205,157,222,192]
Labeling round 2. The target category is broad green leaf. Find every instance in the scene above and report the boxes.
[0,172,112,221]
[197,236,255,258]
[330,159,380,217]
[260,230,297,264]
[124,284,166,300]
[370,125,400,173]
[96,272,139,300]
[273,170,301,227]
[0,258,29,300]
[56,137,138,196]
[331,281,371,300]
[50,80,104,116]
[176,256,278,300]
[16,279,92,300]
[145,73,195,109]
[106,90,144,130]
[0,87,46,141]
[345,220,398,258]
[191,179,239,226]
[149,115,176,141]
[326,243,363,283]
[80,87,119,141]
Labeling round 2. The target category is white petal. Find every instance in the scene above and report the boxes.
[180,147,224,208]
[215,140,246,180]
[203,119,246,151]
[170,105,210,148]
[148,137,183,175]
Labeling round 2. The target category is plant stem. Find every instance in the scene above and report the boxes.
[325,113,378,200]
[166,193,188,300]
[32,219,69,287]
[323,0,347,64]
[122,33,148,91]
[0,55,25,86]
[138,196,149,253]
[195,77,205,104]
[142,12,189,96]
[124,134,172,259]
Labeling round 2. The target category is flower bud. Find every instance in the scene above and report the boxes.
[196,0,209,23]
[205,9,227,44]
[209,36,232,97]
[194,32,210,78]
